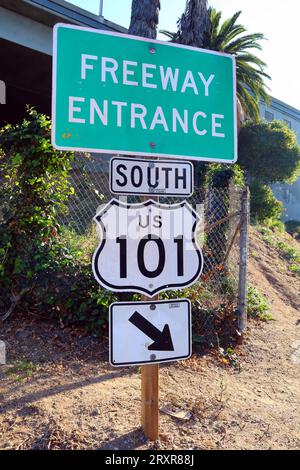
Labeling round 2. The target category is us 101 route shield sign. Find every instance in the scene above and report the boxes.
[52,24,237,162]
[92,199,203,297]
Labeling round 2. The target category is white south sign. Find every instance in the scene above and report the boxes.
[109,299,192,366]
[110,157,193,197]
[92,199,203,296]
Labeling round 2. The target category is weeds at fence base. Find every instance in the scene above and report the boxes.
[247,285,273,322]
[192,301,238,353]
[5,360,38,382]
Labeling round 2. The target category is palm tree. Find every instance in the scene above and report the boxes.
[204,9,270,121]
[174,0,210,47]
[162,8,270,121]
[128,0,161,39]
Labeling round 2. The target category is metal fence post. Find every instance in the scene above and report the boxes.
[237,186,249,334]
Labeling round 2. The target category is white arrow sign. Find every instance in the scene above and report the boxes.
[109,299,192,366]
[92,198,203,296]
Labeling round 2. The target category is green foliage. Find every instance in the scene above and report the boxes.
[218,346,242,371]
[193,161,245,194]
[247,285,272,321]
[5,360,37,375]
[0,109,114,335]
[59,226,98,264]
[203,9,270,121]
[37,257,118,335]
[275,242,300,263]
[285,220,300,239]
[161,8,270,120]
[239,120,300,184]
[206,163,245,188]
[267,219,285,233]
[239,118,300,233]
[289,264,300,276]
[5,360,38,382]
[250,182,282,225]
[0,108,73,299]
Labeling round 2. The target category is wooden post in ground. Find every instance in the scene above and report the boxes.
[141,360,159,440]
[140,192,159,441]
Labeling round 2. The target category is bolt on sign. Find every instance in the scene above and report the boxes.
[109,300,192,367]
[52,24,237,162]
[92,199,203,297]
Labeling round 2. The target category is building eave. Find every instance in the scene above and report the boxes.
[0,0,127,32]
[260,95,300,122]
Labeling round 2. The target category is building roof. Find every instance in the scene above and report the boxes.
[0,0,127,33]
[261,95,300,122]
[270,96,300,121]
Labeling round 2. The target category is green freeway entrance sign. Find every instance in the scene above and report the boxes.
[52,24,237,163]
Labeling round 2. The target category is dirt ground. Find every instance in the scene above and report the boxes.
[0,228,299,450]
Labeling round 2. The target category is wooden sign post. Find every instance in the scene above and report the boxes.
[141,294,159,441]
[141,363,159,440]
[141,184,159,441]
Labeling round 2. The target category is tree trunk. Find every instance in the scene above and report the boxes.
[128,0,161,39]
[178,0,210,47]
[237,97,245,133]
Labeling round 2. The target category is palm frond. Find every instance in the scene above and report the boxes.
[162,3,270,118]
[218,11,244,42]
[236,53,268,71]
[206,8,270,116]
[224,33,266,54]
[160,29,177,41]
[237,84,261,121]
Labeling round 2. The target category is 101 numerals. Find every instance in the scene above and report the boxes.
[116,236,184,279]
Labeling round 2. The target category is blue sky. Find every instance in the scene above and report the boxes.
[66,0,300,109]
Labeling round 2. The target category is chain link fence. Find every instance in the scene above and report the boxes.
[58,154,247,348]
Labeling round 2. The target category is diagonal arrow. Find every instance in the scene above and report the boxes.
[129,311,174,351]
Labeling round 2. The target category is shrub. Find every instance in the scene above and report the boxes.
[0,108,75,312]
[249,182,282,225]
[206,163,245,188]
[285,220,300,239]
[289,264,300,276]
[239,120,300,184]
[0,109,114,334]
[247,285,272,321]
